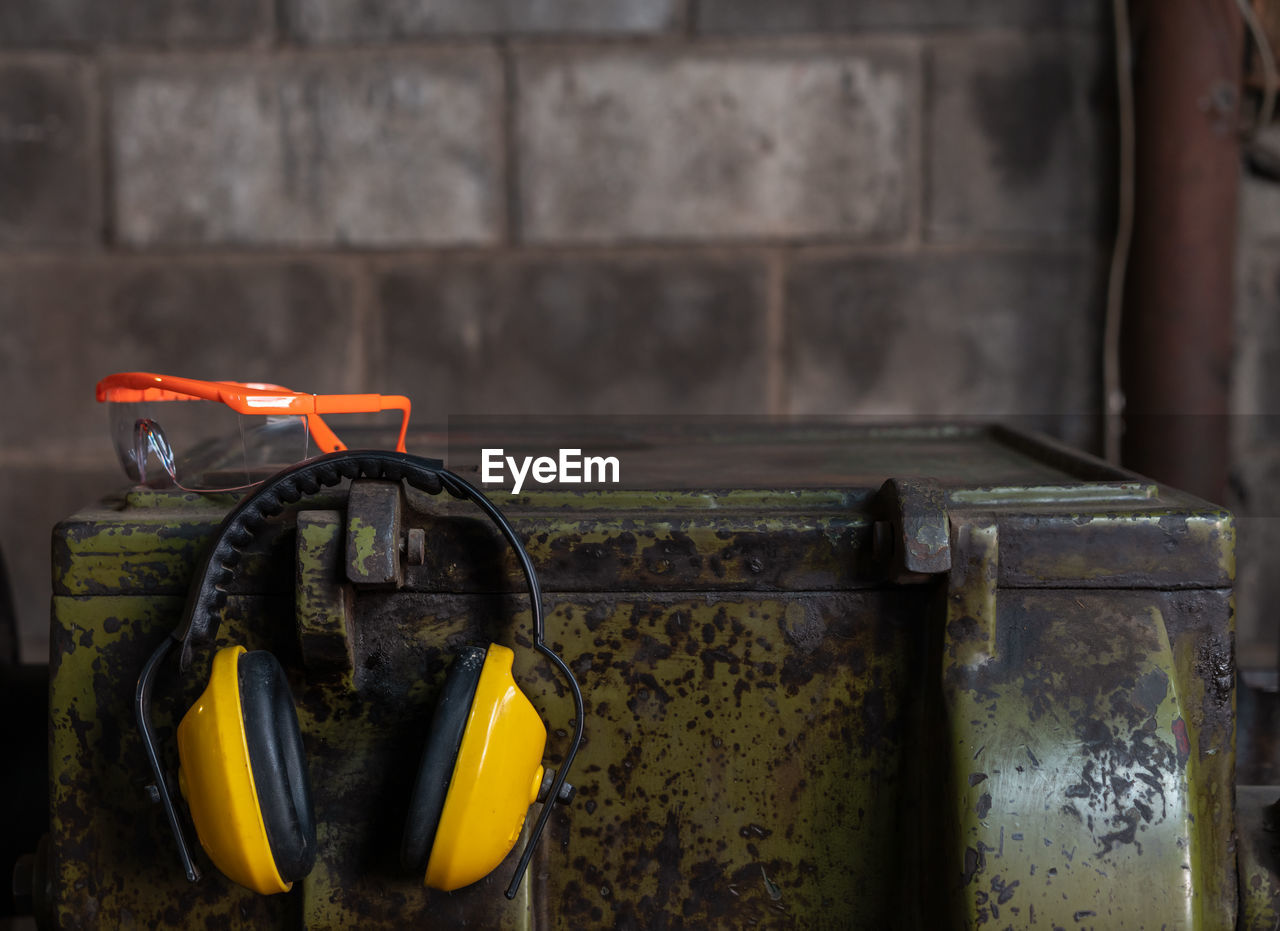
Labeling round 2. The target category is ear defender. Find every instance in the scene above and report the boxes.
[175,646,317,895]
[402,644,549,892]
[137,451,584,900]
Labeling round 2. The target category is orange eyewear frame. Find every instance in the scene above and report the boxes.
[96,372,411,455]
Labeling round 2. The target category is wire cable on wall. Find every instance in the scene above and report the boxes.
[1104,0,1136,464]
[1238,0,1278,133]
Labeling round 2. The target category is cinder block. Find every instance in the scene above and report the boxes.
[0,0,270,45]
[696,0,1102,33]
[927,34,1111,241]
[110,52,503,246]
[371,255,770,417]
[284,0,680,41]
[783,251,1101,443]
[0,59,96,247]
[516,47,916,243]
[0,259,359,460]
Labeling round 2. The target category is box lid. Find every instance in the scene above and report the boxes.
[52,422,1234,598]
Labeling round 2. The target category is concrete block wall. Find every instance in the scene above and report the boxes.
[1,1,1118,660]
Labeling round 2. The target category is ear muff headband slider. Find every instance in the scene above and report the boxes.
[136,449,586,900]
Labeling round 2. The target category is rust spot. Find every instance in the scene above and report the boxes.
[1195,638,1234,706]
[584,603,610,632]
[633,635,673,666]
[641,532,701,577]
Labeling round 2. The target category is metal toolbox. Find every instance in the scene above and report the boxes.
[45,423,1237,928]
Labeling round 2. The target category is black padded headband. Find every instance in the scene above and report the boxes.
[173,449,525,667]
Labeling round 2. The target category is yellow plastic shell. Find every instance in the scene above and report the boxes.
[176,645,291,895]
[424,644,547,892]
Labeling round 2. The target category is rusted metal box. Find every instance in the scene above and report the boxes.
[45,423,1236,928]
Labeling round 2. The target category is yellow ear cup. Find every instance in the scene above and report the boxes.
[176,646,292,895]
[424,644,548,892]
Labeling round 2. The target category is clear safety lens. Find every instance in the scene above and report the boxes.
[108,400,313,492]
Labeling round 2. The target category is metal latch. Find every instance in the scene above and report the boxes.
[872,477,952,581]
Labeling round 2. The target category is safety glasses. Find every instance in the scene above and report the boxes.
[96,372,411,493]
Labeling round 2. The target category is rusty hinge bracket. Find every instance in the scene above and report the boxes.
[873,477,997,662]
[872,478,952,581]
[346,480,406,589]
[344,479,427,590]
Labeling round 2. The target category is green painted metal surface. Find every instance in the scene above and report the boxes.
[45,424,1238,928]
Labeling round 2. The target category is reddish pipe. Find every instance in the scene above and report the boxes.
[1121,0,1242,504]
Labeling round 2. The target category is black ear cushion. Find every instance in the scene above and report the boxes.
[401,646,487,873]
[239,650,317,883]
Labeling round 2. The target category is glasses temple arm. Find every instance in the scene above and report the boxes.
[380,396,411,454]
[307,395,411,454]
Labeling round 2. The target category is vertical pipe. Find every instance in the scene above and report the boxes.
[1121,0,1242,504]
